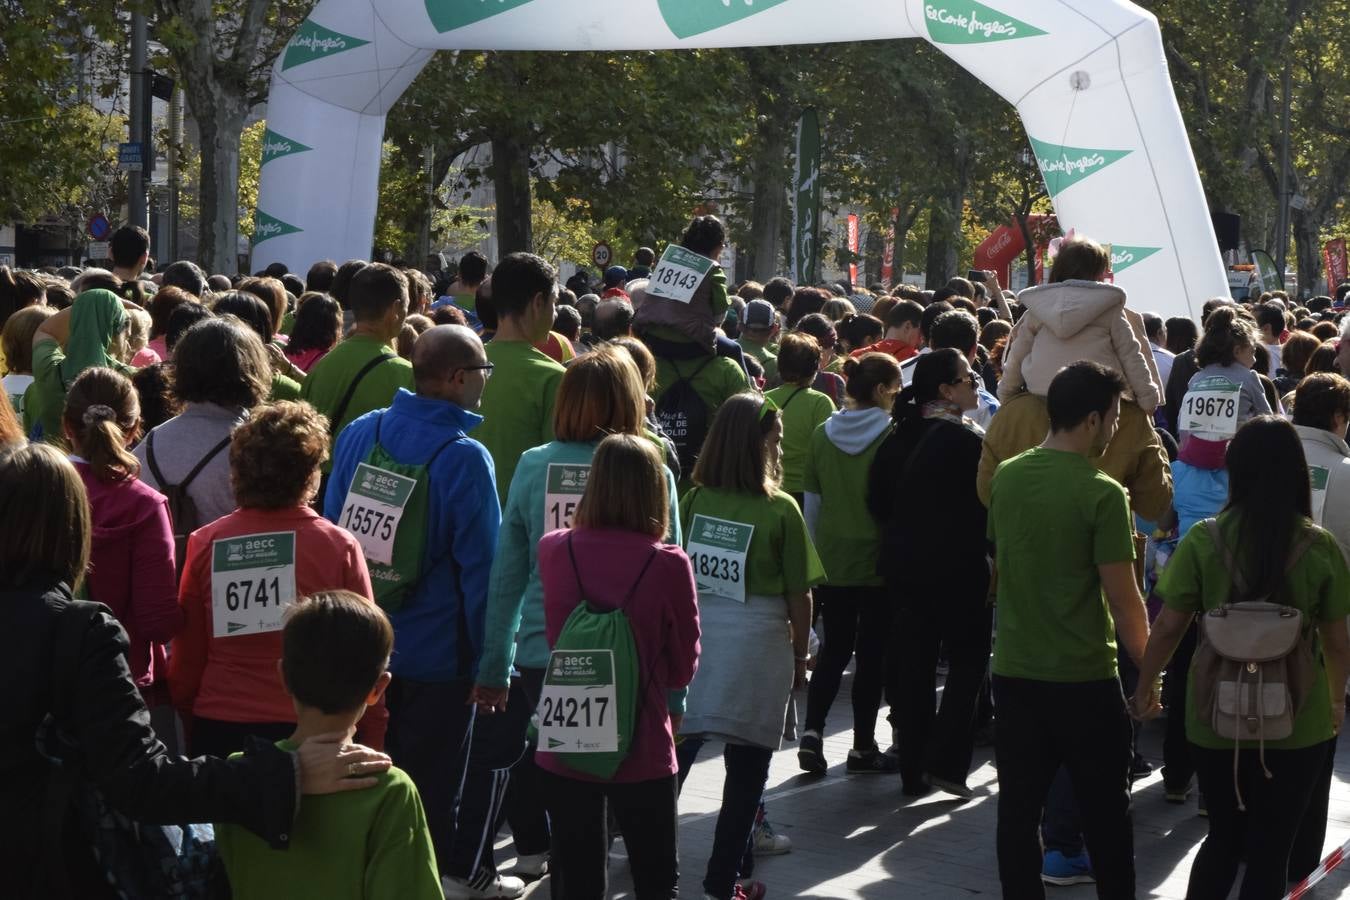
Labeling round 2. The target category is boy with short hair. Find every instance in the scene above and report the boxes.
[216,591,441,900]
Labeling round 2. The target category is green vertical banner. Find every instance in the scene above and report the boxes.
[793,109,821,285]
[1251,250,1284,293]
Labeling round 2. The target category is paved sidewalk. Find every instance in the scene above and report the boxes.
[507,680,1350,899]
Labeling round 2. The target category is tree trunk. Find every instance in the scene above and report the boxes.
[193,98,246,275]
[748,160,787,281]
[1292,209,1321,298]
[490,133,532,254]
[924,142,970,289]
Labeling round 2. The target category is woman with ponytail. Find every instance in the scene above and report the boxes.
[867,348,990,797]
[62,366,182,707]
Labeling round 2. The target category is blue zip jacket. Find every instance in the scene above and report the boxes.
[325,389,500,682]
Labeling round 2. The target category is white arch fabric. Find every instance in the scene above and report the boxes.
[253,0,1228,320]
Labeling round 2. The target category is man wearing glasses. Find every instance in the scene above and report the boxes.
[324,324,525,900]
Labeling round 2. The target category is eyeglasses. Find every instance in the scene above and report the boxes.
[455,363,495,379]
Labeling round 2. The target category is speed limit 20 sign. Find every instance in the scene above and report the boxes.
[591,242,613,269]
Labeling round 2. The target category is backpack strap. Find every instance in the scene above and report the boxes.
[565,532,658,612]
[778,387,805,413]
[668,355,714,386]
[330,352,395,438]
[145,430,231,497]
[181,436,232,494]
[619,547,660,611]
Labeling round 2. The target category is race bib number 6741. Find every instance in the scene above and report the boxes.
[210,531,297,638]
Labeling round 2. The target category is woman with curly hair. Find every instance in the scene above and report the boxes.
[169,401,384,757]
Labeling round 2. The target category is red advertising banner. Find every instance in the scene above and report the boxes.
[847,214,860,285]
[881,207,898,284]
[1325,239,1348,290]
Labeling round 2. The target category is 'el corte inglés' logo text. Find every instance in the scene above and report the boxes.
[1028,136,1132,198]
[260,128,311,166]
[282,21,369,71]
[251,211,302,246]
[1110,245,1162,274]
[425,0,539,34]
[924,1,1047,44]
[658,0,791,40]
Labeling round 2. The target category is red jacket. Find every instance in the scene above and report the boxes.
[170,505,386,747]
[76,461,181,694]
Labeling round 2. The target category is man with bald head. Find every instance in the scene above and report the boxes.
[325,325,525,900]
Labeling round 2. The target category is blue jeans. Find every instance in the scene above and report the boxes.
[676,738,771,899]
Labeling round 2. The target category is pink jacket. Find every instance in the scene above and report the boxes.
[535,527,701,783]
[76,461,182,693]
[1000,281,1161,412]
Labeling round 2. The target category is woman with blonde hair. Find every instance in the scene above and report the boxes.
[474,345,683,876]
[534,433,700,898]
[63,367,180,706]
[678,392,824,900]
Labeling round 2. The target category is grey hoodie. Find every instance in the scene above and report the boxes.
[823,406,893,455]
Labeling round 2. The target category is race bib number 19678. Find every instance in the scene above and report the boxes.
[1182,376,1240,440]
[211,531,297,638]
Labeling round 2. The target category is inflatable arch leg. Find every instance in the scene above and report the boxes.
[253,0,1228,320]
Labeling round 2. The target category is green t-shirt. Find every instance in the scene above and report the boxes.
[302,334,414,470]
[803,419,890,587]
[476,339,566,506]
[217,741,441,900]
[679,486,825,596]
[270,372,302,401]
[1157,514,1350,750]
[29,339,135,441]
[988,447,1136,682]
[738,337,779,384]
[766,385,835,495]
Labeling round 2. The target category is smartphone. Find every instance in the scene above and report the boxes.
[967,269,984,283]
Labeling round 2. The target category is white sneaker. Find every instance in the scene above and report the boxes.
[442,871,526,900]
[753,819,792,855]
[512,851,549,879]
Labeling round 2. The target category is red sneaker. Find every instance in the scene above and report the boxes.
[735,882,767,900]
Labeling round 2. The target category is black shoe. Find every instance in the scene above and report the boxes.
[797,730,827,774]
[846,745,901,774]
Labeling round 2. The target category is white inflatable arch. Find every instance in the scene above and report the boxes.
[253,0,1228,320]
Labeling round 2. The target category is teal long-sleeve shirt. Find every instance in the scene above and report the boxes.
[479,438,682,690]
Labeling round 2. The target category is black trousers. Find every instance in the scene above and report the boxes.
[992,675,1136,900]
[386,677,523,881]
[804,584,890,747]
[544,771,679,900]
[890,575,991,787]
[1289,720,1342,881]
[1161,622,1198,792]
[1188,741,1331,900]
[501,667,551,856]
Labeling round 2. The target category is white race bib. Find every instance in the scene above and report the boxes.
[645,245,715,304]
[544,462,590,533]
[339,463,416,566]
[686,514,754,604]
[1310,465,1330,526]
[537,650,618,753]
[1181,376,1240,439]
[211,532,297,637]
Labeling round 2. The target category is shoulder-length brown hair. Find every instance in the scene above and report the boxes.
[692,392,781,497]
[0,442,90,591]
[574,433,668,538]
[553,345,646,442]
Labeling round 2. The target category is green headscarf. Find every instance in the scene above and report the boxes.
[60,289,128,385]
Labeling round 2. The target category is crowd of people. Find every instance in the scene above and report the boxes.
[3,219,1350,900]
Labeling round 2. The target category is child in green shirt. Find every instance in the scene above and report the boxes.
[216,591,441,900]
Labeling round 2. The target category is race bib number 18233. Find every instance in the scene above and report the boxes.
[686,514,754,603]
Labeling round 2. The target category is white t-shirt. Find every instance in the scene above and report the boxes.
[1263,341,1283,378]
